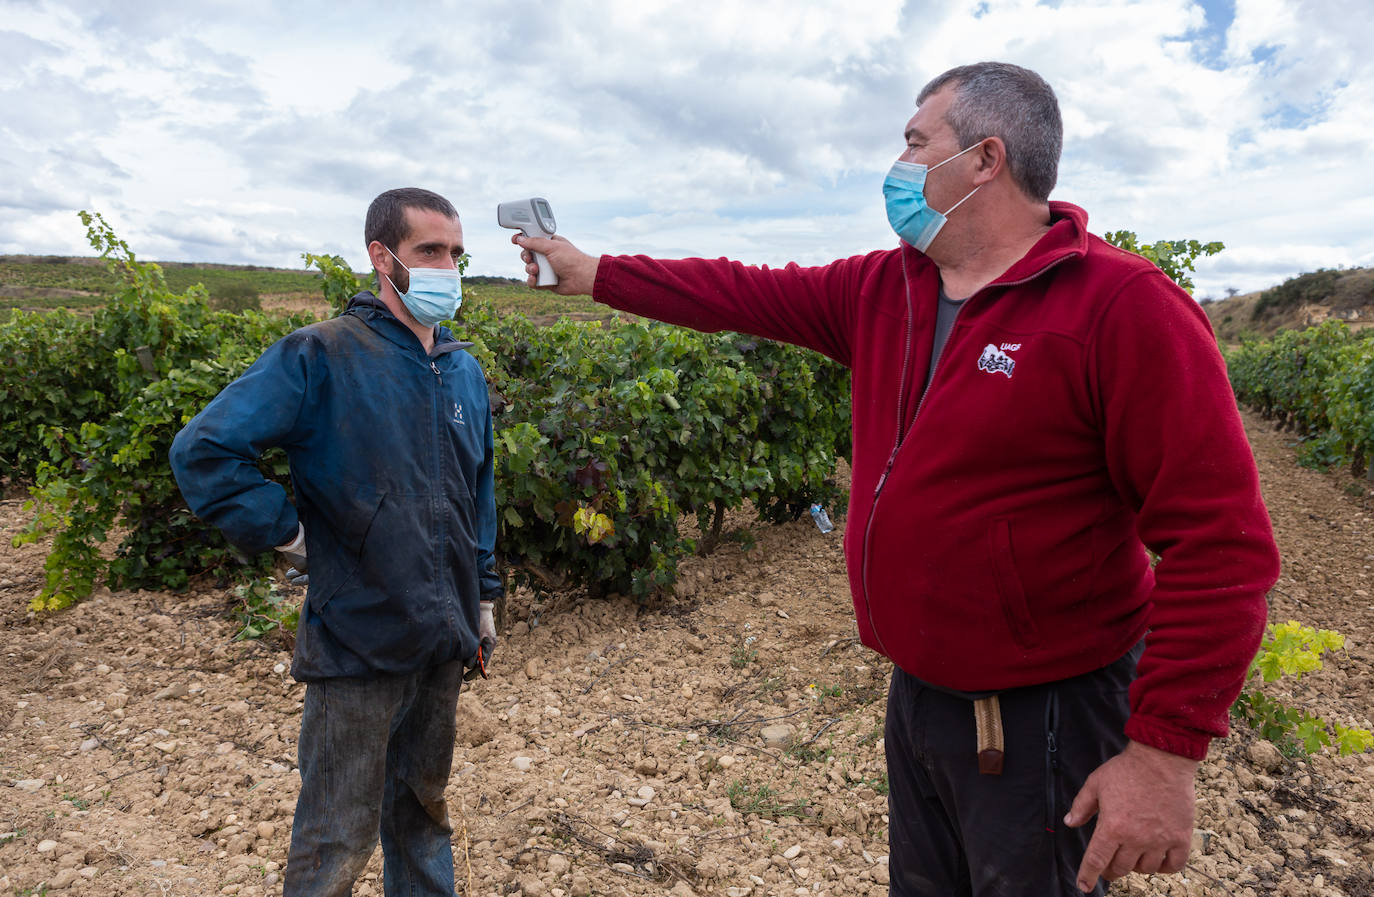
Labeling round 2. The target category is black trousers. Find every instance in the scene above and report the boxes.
[885,643,1142,897]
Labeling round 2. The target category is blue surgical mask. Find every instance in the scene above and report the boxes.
[384,247,463,327]
[883,141,983,252]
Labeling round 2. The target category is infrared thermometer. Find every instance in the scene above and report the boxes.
[497,197,558,286]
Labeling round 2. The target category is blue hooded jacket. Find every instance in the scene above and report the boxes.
[170,292,500,680]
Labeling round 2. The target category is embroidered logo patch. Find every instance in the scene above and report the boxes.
[452,402,466,426]
[977,343,1017,378]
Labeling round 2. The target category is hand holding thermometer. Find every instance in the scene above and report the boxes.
[497,197,558,286]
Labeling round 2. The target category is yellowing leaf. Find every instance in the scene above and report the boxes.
[572,506,615,544]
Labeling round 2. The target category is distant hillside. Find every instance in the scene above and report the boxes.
[0,255,598,321]
[1203,266,1374,342]
[0,254,322,312]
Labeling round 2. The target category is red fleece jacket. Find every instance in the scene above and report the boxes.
[593,202,1280,759]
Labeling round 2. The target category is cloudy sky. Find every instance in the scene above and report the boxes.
[2,0,1369,298]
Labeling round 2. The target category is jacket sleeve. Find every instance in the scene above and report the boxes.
[475,386,502,602]
[1090,267,1280,760]
[169,334,310,556]
[592,253,873,366]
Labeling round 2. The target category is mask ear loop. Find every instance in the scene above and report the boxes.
[928,138,984,172]
[941,184,982,217]
[930,139,987,216]
[382,246,408,297]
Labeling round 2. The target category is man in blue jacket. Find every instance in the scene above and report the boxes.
[170,187,501,897]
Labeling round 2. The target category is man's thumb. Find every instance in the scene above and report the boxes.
[1064,777,1100,828]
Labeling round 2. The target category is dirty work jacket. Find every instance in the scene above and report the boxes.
[590,202,1280,761]
[170,292,501,680]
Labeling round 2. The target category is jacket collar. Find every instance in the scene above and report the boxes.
[902,200,1090,290]
[345,291,473,356]
[988,201,1089,287]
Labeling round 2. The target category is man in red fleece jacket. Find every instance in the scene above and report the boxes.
[512,62,1279,896]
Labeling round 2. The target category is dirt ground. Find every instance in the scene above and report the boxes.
[2,409,1373,897]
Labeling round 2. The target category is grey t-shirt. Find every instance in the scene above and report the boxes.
[924,285,965,391]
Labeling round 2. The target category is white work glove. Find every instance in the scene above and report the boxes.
[466,600,498,680]
[275,523,309,586]
[479,600,497,648]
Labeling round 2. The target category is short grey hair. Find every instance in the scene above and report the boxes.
[917,62,1062,203]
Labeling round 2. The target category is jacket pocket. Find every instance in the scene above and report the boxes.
[308,488,387,613]
[989,518,1041,648]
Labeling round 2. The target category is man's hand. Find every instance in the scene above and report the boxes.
[478,600,498,657]
[1065,740,1198,892]
[275,523,309,586]
[466,600,499,681]
[513,233,599,295]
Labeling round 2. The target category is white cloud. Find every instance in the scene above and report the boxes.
[0,0,1370,298]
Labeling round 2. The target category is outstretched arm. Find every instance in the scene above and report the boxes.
[513,232,870,366]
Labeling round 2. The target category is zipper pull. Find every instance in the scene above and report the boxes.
[875,447,899,495]
[430,360,442,384]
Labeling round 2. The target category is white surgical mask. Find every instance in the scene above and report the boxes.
[882,141,983,252]
[385,247,462,327]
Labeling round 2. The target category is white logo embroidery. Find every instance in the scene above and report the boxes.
[978,343,1017,378]
[452,402,465,426]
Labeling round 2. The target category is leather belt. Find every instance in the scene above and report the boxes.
[974,695,1004,775]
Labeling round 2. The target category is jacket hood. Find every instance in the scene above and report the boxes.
[345,290,472,355]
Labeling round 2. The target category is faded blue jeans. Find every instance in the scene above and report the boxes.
[284,660,465,897]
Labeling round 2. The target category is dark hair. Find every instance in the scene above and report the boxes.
[917,62,1062,203]
[364,188,459,251]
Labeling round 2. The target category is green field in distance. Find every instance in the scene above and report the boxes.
[0,255,606,321]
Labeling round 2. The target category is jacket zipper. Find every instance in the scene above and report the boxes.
[859,248,1071,659]
[429,355,459,637]
[860,249,919,659]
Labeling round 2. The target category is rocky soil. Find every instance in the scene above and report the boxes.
[2,409,1373,897]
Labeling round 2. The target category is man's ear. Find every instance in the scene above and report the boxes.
[972,137,1006,186]
[367,240,394,277]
